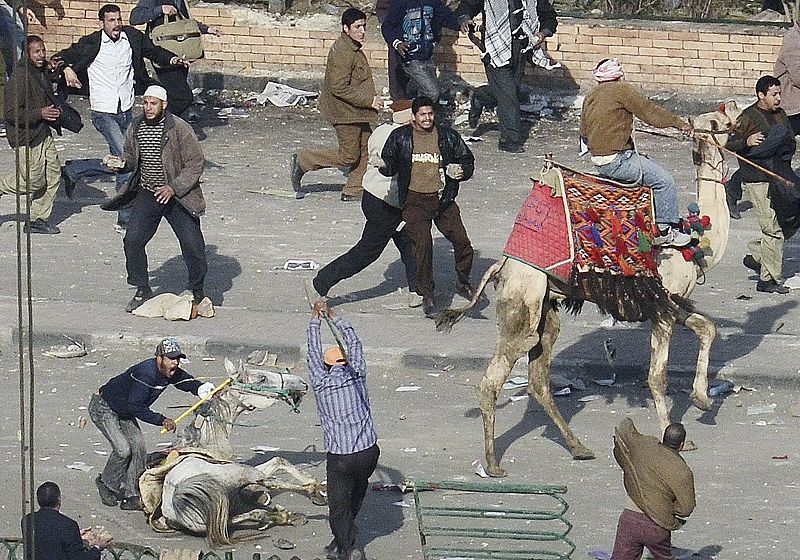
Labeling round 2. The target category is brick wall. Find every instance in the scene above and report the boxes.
[29,1,786,95]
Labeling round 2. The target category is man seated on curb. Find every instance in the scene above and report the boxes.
[88,338,213,510]
[580,58,693,248]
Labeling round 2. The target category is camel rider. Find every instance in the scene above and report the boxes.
[580,58,693,248]
[88,338,214,511]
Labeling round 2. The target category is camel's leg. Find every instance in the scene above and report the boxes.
[479,274,548,477]
[682,312,715,411]
[649,317,676,436]
[255,457,326,505]
[528,303,595,460]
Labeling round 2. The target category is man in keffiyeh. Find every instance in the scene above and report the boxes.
[455,0,557,153]
[580,58,694,248]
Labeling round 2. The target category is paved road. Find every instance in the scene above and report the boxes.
[0,92,798,558]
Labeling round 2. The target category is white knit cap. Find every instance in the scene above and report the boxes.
[143,85,168,101]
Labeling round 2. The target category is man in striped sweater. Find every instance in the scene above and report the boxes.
[306,299,379,560]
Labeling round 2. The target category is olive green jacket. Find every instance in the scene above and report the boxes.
[318,33,378,126]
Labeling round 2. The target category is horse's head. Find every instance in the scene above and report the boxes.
[691,101,739,165]
[223,358,309,413]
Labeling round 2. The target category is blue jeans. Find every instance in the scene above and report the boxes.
[402,59,440,100]
[0,2,24,77]
[64,109,133,223]
[595,150,679,225]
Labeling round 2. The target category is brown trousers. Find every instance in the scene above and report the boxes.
[402,190,473,298]
[297,123,371,197]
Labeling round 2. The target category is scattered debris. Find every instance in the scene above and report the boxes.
[66,462,94,472]
[132,293,215,320]
[392,500,411,508]
[251,446,281,454]
[273,537,296,550]
[282,259,320,270]
[784,275,800,290]
[249,82,318,107]
[551,373,585,391]
[588,550,612,560]
[217,107,250,119]
[472,459,489,478]
[736,294,752,300]
[600,317,617,327]
[395,385,420,392]
[402,447,417,453]
[708,380,734,397]
[246,349,278,367]
[43,336,87,358]
[772,455,789,460]
[747,403,777,415]
[593,377,616,387]
[554,387,571,396]
[578,395,600,402]
[603,338,616,367]
[77,416,87,429]
[372,482,411,493]
[509,394,528,402]
[502,376,527,390]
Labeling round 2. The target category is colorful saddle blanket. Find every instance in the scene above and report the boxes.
[503,168,659,283]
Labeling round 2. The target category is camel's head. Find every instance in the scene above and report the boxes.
[691,101,740,165]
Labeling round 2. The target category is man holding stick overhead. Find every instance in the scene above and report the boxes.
[88,337,214,511]
[306,300,379,560]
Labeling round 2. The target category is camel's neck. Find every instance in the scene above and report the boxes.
[694,148,729,270]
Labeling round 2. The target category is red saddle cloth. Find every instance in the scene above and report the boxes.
[503,170,659,283]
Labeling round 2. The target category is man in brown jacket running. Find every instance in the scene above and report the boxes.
[611,418,696,560]
[290,8,381,202]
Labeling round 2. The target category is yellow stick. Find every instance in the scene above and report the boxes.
[160,377,232,434]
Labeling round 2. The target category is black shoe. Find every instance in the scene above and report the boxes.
[119,496,143,511]
[468,94,483,128]
[184,108,201,124]
[423,296,436,318]
[62,167,77,199]
[498,142,525,154]
[290,153,305,195]
[454,280,475,299]
[341,193,361,202]
[24,219,60,234]
[192,288,205,303]
[324,539,339,560]
[756,279,790,294]
[727,196,741,219]
[95,476,118,507]
[125,286,153,313]
[742,255,761,273]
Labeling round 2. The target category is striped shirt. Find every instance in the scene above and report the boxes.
[306,317,377,455]
[136,118,166,190]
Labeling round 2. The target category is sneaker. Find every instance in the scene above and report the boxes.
[125,286,153,313]
[95,475,118,507]
[742,254,761,273]
[756,279,790,294]
[468,94,483,128]
[653,226,691,247]
[0,123,6,138]
[454,280,475,299]
[119,496,143,511]
[24,219,60,235]
[406,289,424,308]
[184,108,201,124]
[290,154,305,196]
[114,223,127,235]
[727,195,741,220]
[422,296,436,318]
[324,539,339,560]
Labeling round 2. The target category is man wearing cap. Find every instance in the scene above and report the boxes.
[312,99,419,306]
[88,337,214,510]
[102,84,208,313]
[54,3,186,231]
[306,300,378,560]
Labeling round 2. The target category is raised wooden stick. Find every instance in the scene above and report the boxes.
[302,279,348,363]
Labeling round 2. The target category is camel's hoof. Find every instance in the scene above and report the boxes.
[571,446,596,461]
[691,392,713,411]
[487,465,507,478]
[682,440,698,452]
[287,512,307,526]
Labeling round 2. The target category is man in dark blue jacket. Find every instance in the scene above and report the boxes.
[88,338,213,510]
[22,482,111,560]
[381,0,459,106]
[380,96,475,318]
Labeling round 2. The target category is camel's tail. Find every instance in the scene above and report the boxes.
[435,258,507,332]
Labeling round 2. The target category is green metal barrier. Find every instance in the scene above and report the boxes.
[409,480,575,560]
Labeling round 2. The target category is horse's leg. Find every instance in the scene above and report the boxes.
[682,312,715,411]
[229,507,306,530]
[528,301,595,460]
[649,316,675,437]
[479,273,547,477]
[255,457,326,505]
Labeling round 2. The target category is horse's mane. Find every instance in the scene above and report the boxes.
[172,474,232,546]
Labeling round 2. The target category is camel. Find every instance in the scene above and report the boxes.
[436,104,739,477]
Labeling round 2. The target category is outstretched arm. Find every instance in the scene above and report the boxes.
[333,316,366,376]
